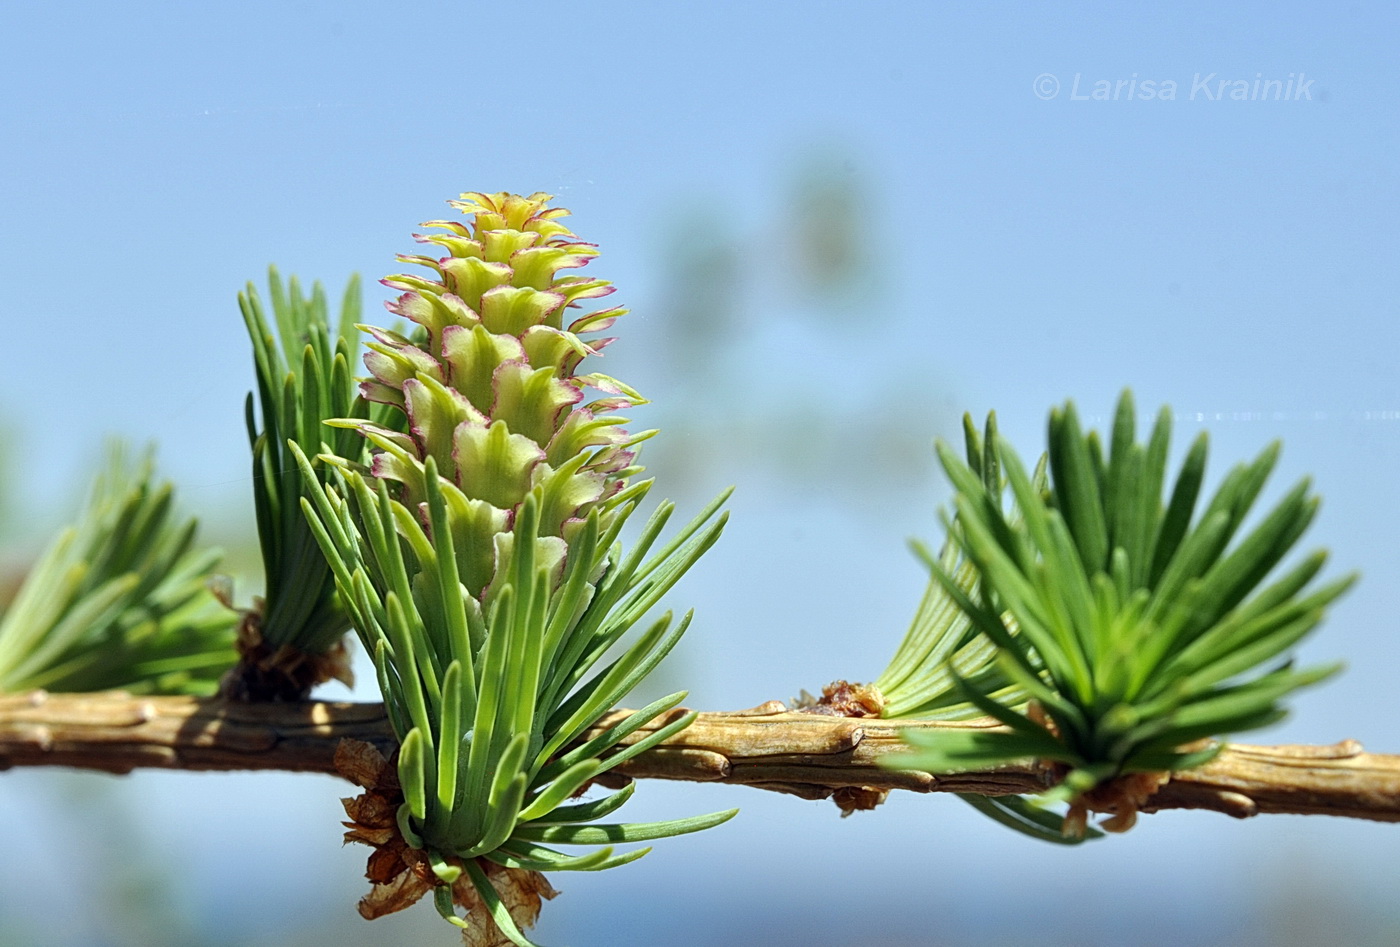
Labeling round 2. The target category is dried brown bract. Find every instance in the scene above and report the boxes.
[1060,770,1172,837]
[218,603,353,702]
[831,786,890,816]
[792,680,885,718]
[334,738,555,943]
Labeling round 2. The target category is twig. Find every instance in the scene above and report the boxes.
[1,691,1398,823]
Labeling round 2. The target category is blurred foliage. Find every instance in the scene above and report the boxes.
[784,148,875,306]
[654,209,743,383]
[0,443,235,695]
[641,147,954,508]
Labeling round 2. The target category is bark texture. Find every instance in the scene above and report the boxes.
[2,690,1399,824]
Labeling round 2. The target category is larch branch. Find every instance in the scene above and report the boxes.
[1,690,1398,824]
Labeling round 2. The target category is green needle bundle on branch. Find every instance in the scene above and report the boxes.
[223,268,378,700]
[297,192,734,945]
[0,444,235,695]
[875,414,1100,843]
[889,391,1353,836]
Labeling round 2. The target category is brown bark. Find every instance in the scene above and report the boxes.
[0,689,394,775]
[2,690,1399,824]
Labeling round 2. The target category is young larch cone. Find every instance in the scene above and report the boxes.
[339,192,645,599]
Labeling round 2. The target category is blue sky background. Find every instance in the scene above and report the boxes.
[2,1,1399,944]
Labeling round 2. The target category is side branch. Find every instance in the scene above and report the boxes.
[2,691,1398,823]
